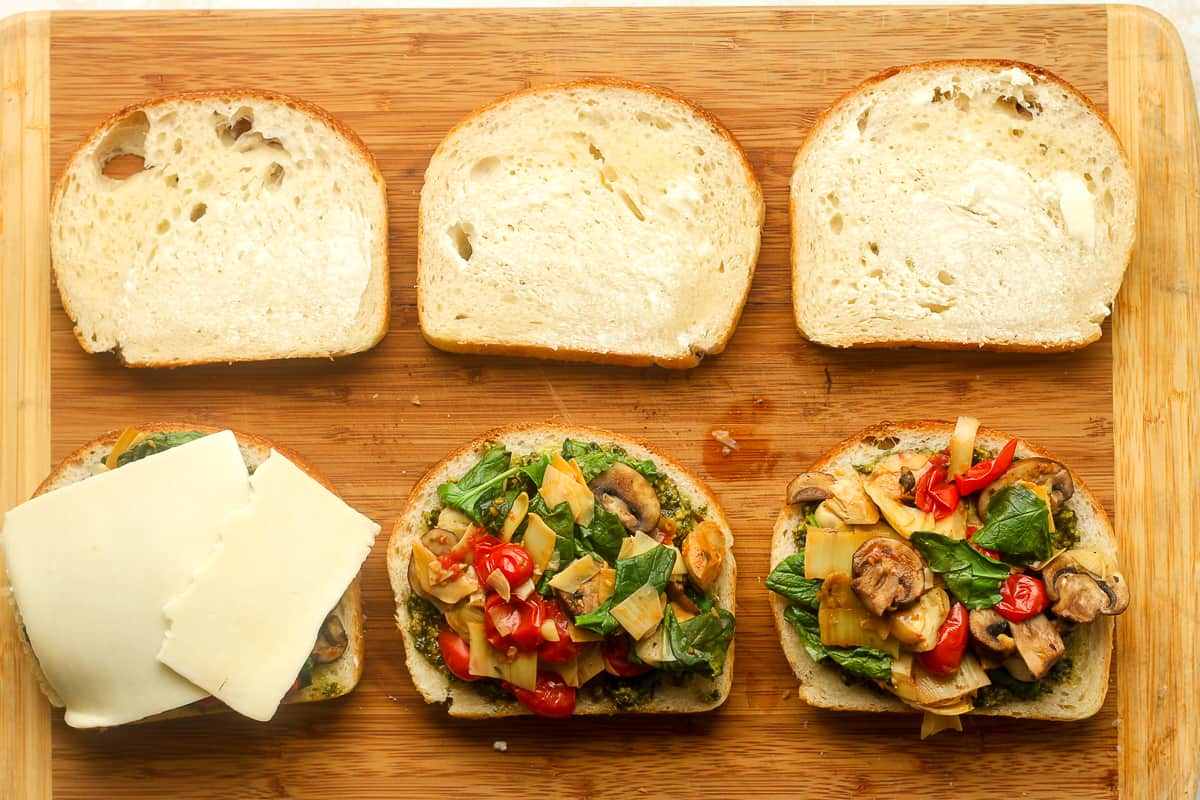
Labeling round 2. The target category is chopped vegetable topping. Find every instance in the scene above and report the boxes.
[415,440,734,716]
[767,417,1129,735]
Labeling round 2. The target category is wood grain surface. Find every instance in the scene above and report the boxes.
[0,4,1193,798]
[1107,6,1200,799]
[0,11,52,800]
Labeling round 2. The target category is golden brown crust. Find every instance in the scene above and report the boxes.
[768,419,1116,719]
[416,332,712,369]
[19,423,365,724]
[388,421,737,716]
[789,59,1135,353]
[51,89,390,368]
[417,78,764,370]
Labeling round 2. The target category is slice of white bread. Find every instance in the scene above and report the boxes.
[51,91,389,367]
[6,424,365,724]
[418,80,765,369]
[769,421,1116,719]
[791,61,1136,351]
[387,423,737,717]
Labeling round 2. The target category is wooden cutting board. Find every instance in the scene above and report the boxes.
[1,6,1197,799]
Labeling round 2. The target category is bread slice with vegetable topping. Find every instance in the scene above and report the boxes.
[388,423,737,717]
[769,421,1121,725]
[7,424,366,724]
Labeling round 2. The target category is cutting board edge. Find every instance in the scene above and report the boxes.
[0,10,52,800]
[1107,5,1200,800]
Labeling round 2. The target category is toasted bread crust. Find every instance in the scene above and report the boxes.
[51,89,390,367]
[789,59,1135,352]
[769,420,1116,720]
[388,422,737,717]
[417,78,764,369]
[12,423,366,724]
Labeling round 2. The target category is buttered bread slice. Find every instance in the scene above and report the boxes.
[791,61,1136,351]
[419,80,764,368]
[51,91,389,367]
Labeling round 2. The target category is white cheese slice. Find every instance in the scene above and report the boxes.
[157,451,378,721]
[0,431,249,727]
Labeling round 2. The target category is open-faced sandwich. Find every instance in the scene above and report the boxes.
[1,425,379,727]
[767,417,1128,737]
[388,424,736,717]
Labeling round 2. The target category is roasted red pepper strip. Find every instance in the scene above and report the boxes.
[917,602,969,676]
[914,459,960,520]
[954,438,1019,496]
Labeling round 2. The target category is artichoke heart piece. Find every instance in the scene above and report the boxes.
[863,452,937,537]
[467,621,505,680]
[826,474,880,525]
[548,556,603,592]
[618,530,661,560]
[576,643,607,684]
[540,460,595,525]
[889,587,950,651]
[501,648,538,691]
[437,506,474,536]
[410,540,479,604]
[548,653,582,687]
[521,513,557,572]
[865,484,936,538]
[816,572,898,655]
[947,415,980,478]
[805,525,899,579]
[610,584,665,640]
[500,491,530,541]
[633,624,675,666]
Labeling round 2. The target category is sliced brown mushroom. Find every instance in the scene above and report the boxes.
[850,536,926,616]
[682,521,725,592]
[1043,550,1130,623]
[588,463,660,532]
[785,471,835,504]
[556,566,616,616]
[1010,613,1064,679]
[420,527,463,556]
[977,458,1075,518]
[310,613,348,664]
[968,607,1016,661]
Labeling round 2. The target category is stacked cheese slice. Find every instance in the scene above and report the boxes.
[1,431,379,727]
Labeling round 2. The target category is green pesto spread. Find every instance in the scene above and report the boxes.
[976,657,1074,707]
[407,594,448,677]
[592,673,659,712]
[1052,508,1081,551]
[112,430,207,467]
